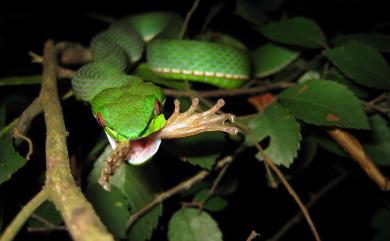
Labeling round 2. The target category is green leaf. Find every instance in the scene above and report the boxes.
[247,103,301,167]
[234,0,266,26]
[279,79,369,129]
[88,146,162,241]
[194,190,228,212]
[324,41,390,89]
[297,70,321,83]
[0,132,28,186]
[252,43,299,78]
[361,115,390,166]
[332,33,390,52]
[0,75,42,86]
[186,155,219,171]
[163,132,225,170]
[168,208,222,241]
[327,68,368,99]
[27,201,62,229]
[86,183,130,238]
[259,17,326,48]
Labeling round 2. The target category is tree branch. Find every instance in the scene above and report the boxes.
[0,189,48,241]
[256,145,322,241]
[163,82,292,98]
[327,128,390,190]
[268,171,347,241]
[180,0,201,38]
[126,155,234,229]
[40,40,114,241]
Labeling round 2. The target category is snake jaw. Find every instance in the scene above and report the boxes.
[156,98,238,139]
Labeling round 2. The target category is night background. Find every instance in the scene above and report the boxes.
[1,0,390,241]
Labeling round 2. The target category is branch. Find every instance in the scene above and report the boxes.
[268,171,347,241]
[163,82,292,98]
[180,0,201,38]
[0,189,48,241]
[126,155,234,229]
[40,40,114,241]
[327,128,390,190]
[256,145,322,241]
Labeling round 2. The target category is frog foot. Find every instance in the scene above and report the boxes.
[157,98,238,139]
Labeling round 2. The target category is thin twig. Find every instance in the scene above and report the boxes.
[126,154,235,229]
[127,170,209,229]
[164,82,293,98]
[256,144,322,241]
[268,171,347,241]
[0,189,48,241]
[13,128,33,160]
[180,0,201,38]
[40,40,114,241]
[27,226,67,233]
[13,97,42,144]
[328,128,390,190]
[199,157,232,210]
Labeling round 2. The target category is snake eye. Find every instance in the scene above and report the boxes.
[154,100,162,115]
[96,112,106,127]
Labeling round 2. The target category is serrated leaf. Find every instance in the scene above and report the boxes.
[168,208,222,241]
[0,75,41,86]
[247,103,301,167]
[163,132,225,169]
[88,146,162,241]
[324,41,390,89]
[279,79,369,129]
[328,68,368,99]
[186,154,219,171]
[361,115,390,166]
[332,33,390,52]
[259,17,326,48]
[0,132,28,186]
[86,183,130,238]
[194,190,228,212]
[252,43,299,78]
[27,201,62,229]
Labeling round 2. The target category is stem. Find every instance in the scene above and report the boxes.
[268,171,347,241]
[328,128,390,190]
[40,40,114,241]
[256,145,322,241]
[164,82,292,98]
[0,189,48,241]
[180,0,201,38]
[126,154,234,229]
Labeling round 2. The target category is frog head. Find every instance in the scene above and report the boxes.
[91,82,165,165]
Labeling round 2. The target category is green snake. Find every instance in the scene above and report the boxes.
[71,11,250,165]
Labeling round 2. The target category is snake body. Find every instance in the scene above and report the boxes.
[72,12,251,104]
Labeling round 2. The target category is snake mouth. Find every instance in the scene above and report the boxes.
[105,131,161,165]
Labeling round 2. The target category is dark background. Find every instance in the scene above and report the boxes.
[1,0,390,240]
